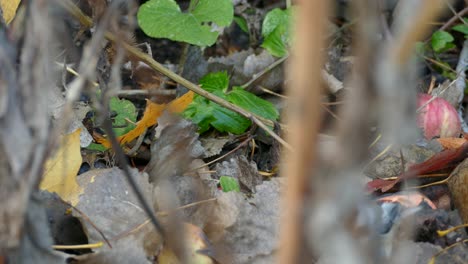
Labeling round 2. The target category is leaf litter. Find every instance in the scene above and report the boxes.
[8,0,468,263]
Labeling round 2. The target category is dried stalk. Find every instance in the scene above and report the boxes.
[278,0,329,263]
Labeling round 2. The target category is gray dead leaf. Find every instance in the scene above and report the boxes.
[199,178,283,264]
[48,86,93,147]
[364,139,442,179]
[200,137,231,158]
[148,112,204,183]
[215,156,262,193]
[75,168,152,243]
[188,159,213,182]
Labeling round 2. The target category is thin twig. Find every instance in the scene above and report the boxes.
[241,55,288,90]
[444,1,467,26]
[188,136,252,172]
[69,204,112,248]
[117,89,176,97]
[59,0,290,151]
[53,242,103,250]
[439,6,468,31]
[259,86,289,99]
[111,198,217,242]
[126,128,146,156]
[102,118,165,237]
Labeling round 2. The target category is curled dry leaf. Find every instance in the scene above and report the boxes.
[437,137,467,150]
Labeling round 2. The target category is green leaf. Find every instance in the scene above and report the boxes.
[183,92,250,134]
[219,176,240,192]
[199,71,230,93]
[234,16,249,33]
[261,8,292,57]
[262,25,288,57]
[137,0,233,46]
[431,30,454,52]
[183,72,279,134]
[228,87,279,121]
[210,105,251,134]
[109,97,137,136]
[86,143,106,152]
[452,24,468,35]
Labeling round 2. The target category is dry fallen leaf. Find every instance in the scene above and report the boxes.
[437,137,467,150]
[0,0,21,24]
[40,129,83,206]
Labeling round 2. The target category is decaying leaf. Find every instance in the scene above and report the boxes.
[191,178,283,263]
[40,129,83,206]
[74,168,153,242]
[0,0,21,24]
[148,112,204,183]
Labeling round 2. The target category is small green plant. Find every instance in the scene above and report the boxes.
[137,0,233,46]
[261,8,293,57]
[430,30,455,53]
[416,18,468,80]
[183,71,279,134]
[219,176,240,192]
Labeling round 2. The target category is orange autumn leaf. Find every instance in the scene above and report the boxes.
[167,90,194,113]
[118,99,166,145]
[96,91,194,148]
[437,137,467,150]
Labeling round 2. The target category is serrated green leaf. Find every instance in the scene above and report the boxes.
[262,8,292,37]
[431,30,454,52]
[210,106,251,134]
[228,87,279,121]
[183,92,250,134]
[199,71,230,92]
[138,0,233,46]
[219,176,240,192]
[234,16,249,33]
[109,97,137,136]
[452,24,468,35]
[261,8,292,57]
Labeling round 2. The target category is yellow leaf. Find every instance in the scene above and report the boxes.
[40,129,83,206]
[0,0,21,24]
